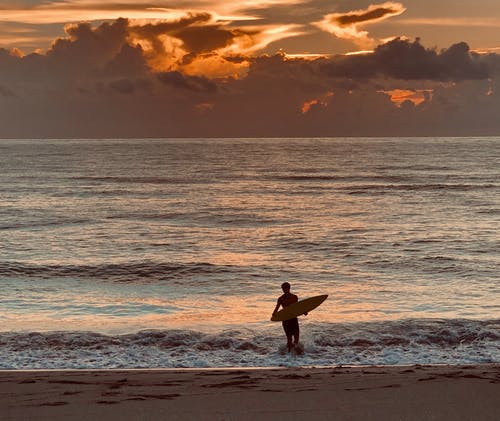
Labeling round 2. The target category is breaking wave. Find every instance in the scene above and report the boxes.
[0,261,237,282]
[1,319,497,369]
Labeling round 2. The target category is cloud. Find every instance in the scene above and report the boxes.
[0,85,15,97]
[0,0,302,43]
[107,77,152,94]
[48,19,130,72]
[0,14,300,80]
[0,18,499,138]
[125,12,301,76]
[378,88,433,107]
[0,1,301,63]
[101,43,149,77]
[333,3,405,26]
[396,17,500,27]
[0,1,193,24]
[157,70,218,92]
[321,38,491,81]
[315,2,406,48]
[301,91,333,113]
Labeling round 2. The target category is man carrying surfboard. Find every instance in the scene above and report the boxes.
[272,282,301,352]
[271,290,328,353]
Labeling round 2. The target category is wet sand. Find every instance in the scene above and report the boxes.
[1,365,499,420]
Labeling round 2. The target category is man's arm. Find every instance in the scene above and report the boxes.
[272,299,281,315]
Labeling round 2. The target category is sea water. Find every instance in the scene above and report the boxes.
[0,137,498,368]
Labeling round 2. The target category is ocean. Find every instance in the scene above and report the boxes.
[0,137,498,369]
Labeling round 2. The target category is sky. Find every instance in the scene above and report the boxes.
[0,0,499,137]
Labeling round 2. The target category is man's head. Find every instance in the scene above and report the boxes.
[281,282,291,293]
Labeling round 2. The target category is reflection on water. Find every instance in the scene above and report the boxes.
[0,138,499,335]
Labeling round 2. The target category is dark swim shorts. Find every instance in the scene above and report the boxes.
[282,317,299,336]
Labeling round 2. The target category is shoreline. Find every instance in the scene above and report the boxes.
[1,364,498,420]
[1,362,498,372]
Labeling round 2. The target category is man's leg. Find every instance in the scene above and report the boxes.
[287,334,293,352]
[292,319,300,345]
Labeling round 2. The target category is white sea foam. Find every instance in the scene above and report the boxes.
[0,319,497,369]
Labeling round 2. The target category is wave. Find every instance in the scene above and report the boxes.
[0,261,237,281]
[0,218,90,231]
[70,176,211,185]
[106,211,288,226]
[1,319,497,369]
[310,319,499,347]
[267,175,411,183]
[344,183,498,195]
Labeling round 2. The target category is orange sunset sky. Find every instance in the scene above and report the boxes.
[0,0,499,137]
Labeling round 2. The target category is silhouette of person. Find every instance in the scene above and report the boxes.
[272,282,300,352]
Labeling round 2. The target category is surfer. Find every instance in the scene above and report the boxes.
[272,282,301,352]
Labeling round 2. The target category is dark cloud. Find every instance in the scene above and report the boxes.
[157,71,218,93]
[47,19,129,72]
[101,44,149,77]
[0,19,149,89]
[321,38,491,81]
[0,84,15,97]
[108,78,152,94]
[129,12,212,41]
[314,2,406,47]
[172,25,241,54]
[335,4,404,26]
[108,78,136,94]
[222,55,248,64]
[0,48,20,77]
[0,18,499,138]
[129,13,242,58]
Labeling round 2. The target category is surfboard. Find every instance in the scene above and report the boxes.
[271,294,328,322]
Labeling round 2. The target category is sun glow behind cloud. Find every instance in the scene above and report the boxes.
[379,89,434,107]
[124,14,303,77]
[301,92,334,114]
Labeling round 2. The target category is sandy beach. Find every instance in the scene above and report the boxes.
[1,365,498,420]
